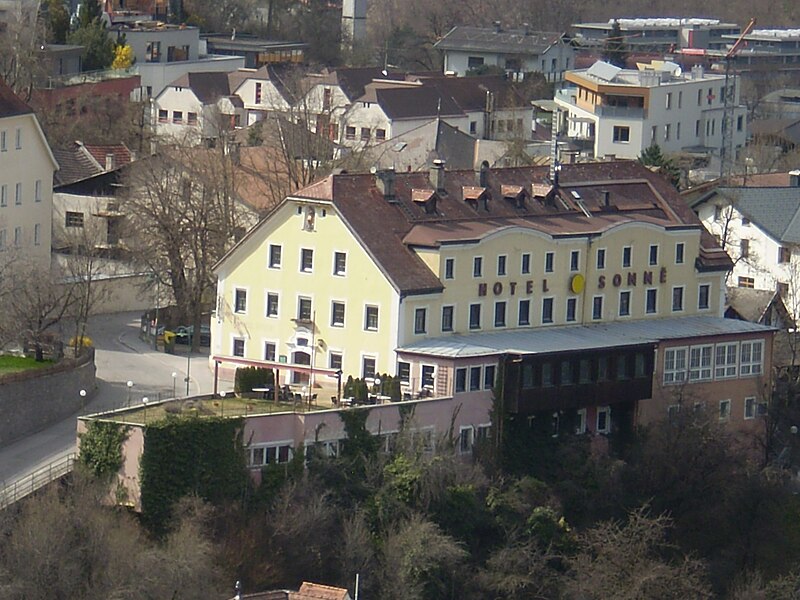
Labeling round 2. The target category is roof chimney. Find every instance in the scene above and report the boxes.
[373,167,396,200]
[522,22,530,35]
[478,160,489,187]
[494,20,502,33]
[602,190,610,208]
[790,170,800,187]
[430,159,446,193]
[105,152,115,171]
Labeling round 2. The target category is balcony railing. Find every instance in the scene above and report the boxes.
[40,67,139,90]
[555,89,647,119]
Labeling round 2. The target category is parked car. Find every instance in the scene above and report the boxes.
[173,325,211,346]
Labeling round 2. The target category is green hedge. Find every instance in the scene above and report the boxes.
[139,416,248,535]
[234,366,274,394]
[342,373,401,402]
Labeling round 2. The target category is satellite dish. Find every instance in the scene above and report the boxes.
[674,66,682,77]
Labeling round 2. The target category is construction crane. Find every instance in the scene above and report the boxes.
[720,17,757,180]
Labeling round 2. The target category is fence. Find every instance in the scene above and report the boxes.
[0,453,76,510]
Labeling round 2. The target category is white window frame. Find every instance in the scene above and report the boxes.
[473,255,483,278]
[698,284,711,310]
[719,399,731,421]
[266,291,279,318]
[663,346,687,384]
[688,345,713,382]
[458,426,474,454]
[34,179,41,203]
[592,295,603,320]
[333,250,347,276]
[672,286,685,312]
[234,287,248,314]
[622,246,632,268]
[744,397,756,420]
[715,342,738,379]
[497,254,507,276]
[455,367,467,393]
[739,340,763,376]
[444,257,455,280]
[414,306,428,334]
[576,408,587,434]
[618,290,632,317]
[263,340,278,362]
[596,247,606,270]
[331,300,346,327]
[232,336,246,357]
[300,247,314,273]
[645,288,657,314]
[268,244,282,269]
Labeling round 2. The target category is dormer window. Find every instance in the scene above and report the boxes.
[501,185,527,208]
[412,189,438,214]
[531,183,553,200]
[462,186,488,210]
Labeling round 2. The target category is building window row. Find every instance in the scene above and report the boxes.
[268,244,347,276]
[521,351,649,389]
[0,128,22,152]
[247,443,293,467]
[449,243,688,282]
[454,364,496,393]
[663,339,763,385]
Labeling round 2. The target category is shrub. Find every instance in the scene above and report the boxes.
[69,335,93,348]
[234,366,274,394]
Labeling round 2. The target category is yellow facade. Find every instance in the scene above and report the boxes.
[213,199,400,386]
[400,224,723,344]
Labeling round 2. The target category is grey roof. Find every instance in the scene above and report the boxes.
[726,287,783,323]
[716,186,800,243]
[397,316,773,358]
[434,26,565,55]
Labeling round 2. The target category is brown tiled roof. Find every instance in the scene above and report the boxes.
[281,160,732,295]
[312,67,406,101]
[52,146,103,187]
[0,78,32,118]
[291,582,350,600]
[82,143,132,169]
[52,142,133,187]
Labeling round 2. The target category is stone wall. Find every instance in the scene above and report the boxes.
[0,352,96,448]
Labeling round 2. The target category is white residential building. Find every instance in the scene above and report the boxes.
[434,25,574,82]
[228,66,293,126]
[693,176,800,319]
[152,71,245,144]
[0,78,57,265]
[554,61,747,161]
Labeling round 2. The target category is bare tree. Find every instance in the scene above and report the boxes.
[123,140,250,349]
[563,508,713,599]
[0,4,48,101]
[0,257,76,361]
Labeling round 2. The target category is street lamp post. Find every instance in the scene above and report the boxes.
[171,372,177,398]
[302,385,308,408]
[336,369,343,404]
[142,396,149,423]
[126,381,133,407]
[79,389,87,413]
[185,330,192,396]
[220,391,226,417]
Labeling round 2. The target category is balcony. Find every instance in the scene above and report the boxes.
[594,105,647,119]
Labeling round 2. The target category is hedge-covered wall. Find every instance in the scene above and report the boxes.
[139,416,248,535]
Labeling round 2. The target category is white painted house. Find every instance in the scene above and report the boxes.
[152,71,245,144]
[229,66,293,126]
[341,75,533,149]
[434,25,574,82]
[0,78,57,265]
[693,175,800,318]
[554,61,747,161]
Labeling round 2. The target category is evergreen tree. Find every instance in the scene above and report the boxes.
[602,20,629,68]
[68,0,115,71]
[639,143,681,189]
[45,0,71,44]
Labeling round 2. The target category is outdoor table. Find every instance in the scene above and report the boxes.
[252,387,272,400]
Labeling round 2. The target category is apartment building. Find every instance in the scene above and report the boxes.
[554,61,747,161]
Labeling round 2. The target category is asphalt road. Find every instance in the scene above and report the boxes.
[0,311,226,487]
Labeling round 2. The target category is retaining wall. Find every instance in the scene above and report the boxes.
[0,351,96,447]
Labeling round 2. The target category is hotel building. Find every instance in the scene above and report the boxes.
[212,160,774,443]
